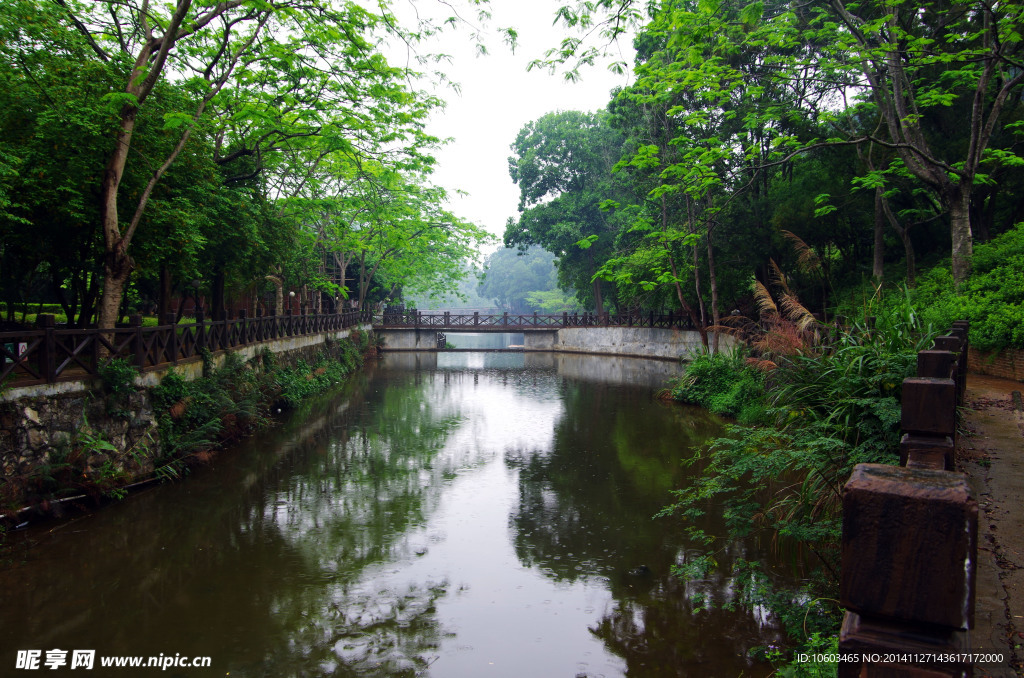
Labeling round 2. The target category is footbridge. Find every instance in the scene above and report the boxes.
[374,311,732,360]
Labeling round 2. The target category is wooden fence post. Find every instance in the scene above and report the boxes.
[38,314,56,383]
[130,314,145,370]
[840,322,978,678]
[900,376,957,470]
[239,309,248,345]
[162,312,178,364]
[195,307,206,355]
[839,464,977,678]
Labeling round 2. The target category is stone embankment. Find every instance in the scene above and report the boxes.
[0,326,369,520]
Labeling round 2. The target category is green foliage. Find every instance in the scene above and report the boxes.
[908,223,1024,351]
[151,338,365,467]
[98,358,139,400]
[505,110,630,312]
[671,351,766,424]
[767,632,839,678]
[524,289,583,314]
[275,341,361,407]
[663,296,933,653]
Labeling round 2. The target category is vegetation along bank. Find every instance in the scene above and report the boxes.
[0,330,375,526]
[664,290,936,673]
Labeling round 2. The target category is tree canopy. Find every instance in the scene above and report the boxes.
[499,0,1024,346]
[0,0,495,327]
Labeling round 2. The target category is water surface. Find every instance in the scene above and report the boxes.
[0,352,781,677]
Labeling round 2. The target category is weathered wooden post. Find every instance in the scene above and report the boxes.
[503,311,508,327]
[949,324,970,406]
[900,376,957,470]
[839,464,977,678]
[933,335,966,406]
[129,314,145,370]
[162,312,178,364]
[443,310,450,327]
[38,314,57,383]
[238,309,248,345]
[225,308,237,346]
[194,307,206,355]
[475,311,480,327]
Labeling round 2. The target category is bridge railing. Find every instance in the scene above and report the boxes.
[0,309,371,388]
[839,321,976,677]
[377,310,695,330]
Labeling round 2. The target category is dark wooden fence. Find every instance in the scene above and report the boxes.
[839,321,976,678]
[0,309,370,387]
[379,310,695,330]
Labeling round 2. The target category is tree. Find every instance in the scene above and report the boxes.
[505,111,630,313]
[542,0,1024,285]
[23,0,467,330]
[478,246,561,313]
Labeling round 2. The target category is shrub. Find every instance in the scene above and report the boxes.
[98,358,139,399]
[663,294,934,657]
[672,350,766,423]
[908,222,1024,351]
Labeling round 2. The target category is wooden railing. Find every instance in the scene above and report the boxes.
[839,321,976,677]
[0,309,370,387]
[377,310,695,330]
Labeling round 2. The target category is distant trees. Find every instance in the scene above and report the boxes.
[477,246,574,314]
[505,111,630,315]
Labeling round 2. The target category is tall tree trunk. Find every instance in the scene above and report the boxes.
[877,190,917,288]
[706,227,720,353]
[949,189,973,286]
[591,278,604,316]
[667,252,707,348]
[687,198,706,326]
[662,195,706,347]
[266,274,283,315]
[872,187,886,282]
[96,105,138,333]
[587,250,604,315]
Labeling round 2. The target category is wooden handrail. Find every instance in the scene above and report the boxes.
[0,309,371,387]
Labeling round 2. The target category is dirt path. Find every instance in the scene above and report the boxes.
[961,374,1024,678]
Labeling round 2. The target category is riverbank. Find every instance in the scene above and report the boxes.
[0,330,375,527]
[959,374,1024,678]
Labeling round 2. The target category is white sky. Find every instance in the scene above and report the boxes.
[397,0,636,251]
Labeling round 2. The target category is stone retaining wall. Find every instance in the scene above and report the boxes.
[968,347,1024,382]
[553,326,736,360]
[0,326,369,513]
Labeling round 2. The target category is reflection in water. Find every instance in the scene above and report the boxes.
[442,332,523,349]
[0,353,780,677]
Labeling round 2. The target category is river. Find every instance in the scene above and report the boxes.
[0,349,784,677]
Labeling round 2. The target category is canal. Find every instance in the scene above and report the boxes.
[0,350,784,677]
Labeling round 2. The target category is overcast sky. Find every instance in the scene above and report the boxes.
[401,0,636,252]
